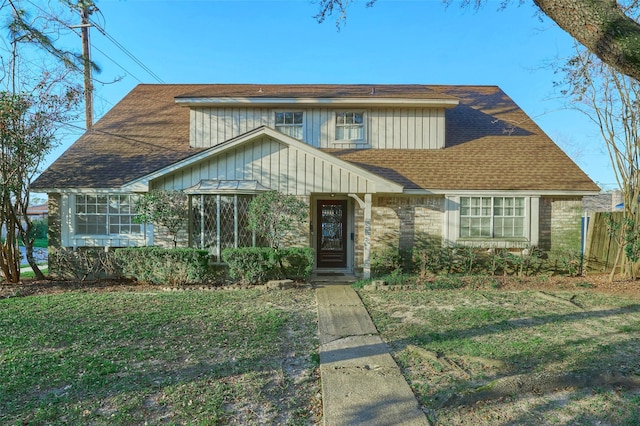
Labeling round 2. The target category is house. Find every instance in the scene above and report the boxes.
[26,203,48,221]
[32,84,600,278]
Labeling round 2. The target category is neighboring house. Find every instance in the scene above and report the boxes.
[32,84,600,278]
[583,190,623,212]
[26,203,49,221]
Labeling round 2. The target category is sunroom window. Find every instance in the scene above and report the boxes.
[335,112,364,141]
[186,180,271,262]
[460,196,525,238]
[75,194,141,235]
[275,111,304,139]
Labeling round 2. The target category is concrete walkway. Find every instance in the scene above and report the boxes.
[315,284,429,426]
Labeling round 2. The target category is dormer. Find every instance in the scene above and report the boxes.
[175,84,459,150]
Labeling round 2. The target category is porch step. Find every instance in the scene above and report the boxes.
[311,273,358,285]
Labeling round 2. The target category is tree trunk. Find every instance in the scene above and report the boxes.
[609,243,622,283]
[533,0,640,82]
[0,225,21,283]
[19,214,46,280]
[25,247,45,280]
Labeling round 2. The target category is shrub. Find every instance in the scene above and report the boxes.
[222,247,279,284]
[371,246,403,276]
[115,247,211,285]
[549,247,583,277]
[50,247,121,281]
[222,246,315,284]
[278,247,315,280]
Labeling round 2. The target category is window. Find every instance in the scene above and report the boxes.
[460,196,525,238]
[75,194,141,235]
[275,111,303,139]
[335,112,364,141]
[190,194,264,262]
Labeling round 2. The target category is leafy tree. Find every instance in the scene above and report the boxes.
[558,44,640,280]
[314,0,640,83]
[0,88,80,283]
[247,191,308,249]
[134,190,189,248]
[0,1,87,283]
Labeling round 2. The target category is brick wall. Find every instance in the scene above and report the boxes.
[353,195,444,268]
[539,197,583,252]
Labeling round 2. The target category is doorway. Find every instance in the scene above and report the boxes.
[316,199,348,268]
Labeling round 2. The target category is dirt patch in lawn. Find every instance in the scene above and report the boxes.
[359,275,640,425]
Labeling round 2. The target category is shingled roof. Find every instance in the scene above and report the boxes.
[32,84,599,193]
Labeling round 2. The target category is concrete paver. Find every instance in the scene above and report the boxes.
[316,284,429,426]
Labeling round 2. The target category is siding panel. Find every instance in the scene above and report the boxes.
[190,106,446,149]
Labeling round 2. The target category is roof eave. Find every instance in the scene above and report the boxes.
[174,97,460,109]
[404,189,602,196]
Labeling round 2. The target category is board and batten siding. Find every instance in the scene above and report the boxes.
[153,135,376,195]
[189,107,445,149]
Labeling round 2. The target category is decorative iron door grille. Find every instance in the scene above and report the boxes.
[317,199,348,268]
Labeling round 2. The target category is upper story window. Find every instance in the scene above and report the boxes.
[275,111,304,139]
[335,112,364,141]
[75,194,141,235]
[460,196,525,238]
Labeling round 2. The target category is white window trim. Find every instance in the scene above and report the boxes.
[63,192,151,248]
[444,195,539,248]
[273,110,305,140]
[333,110,366,143]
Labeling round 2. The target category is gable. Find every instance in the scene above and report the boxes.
[125,127,404,194]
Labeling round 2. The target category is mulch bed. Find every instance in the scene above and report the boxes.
[1,274,639,299]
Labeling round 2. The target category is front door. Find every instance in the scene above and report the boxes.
[317,199,348,268]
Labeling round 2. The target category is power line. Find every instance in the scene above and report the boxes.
[90,20,165,84]
[24,0,162,84]
[91,44,143,84]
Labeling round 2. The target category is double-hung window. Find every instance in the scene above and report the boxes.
[275,111,304,139]
[75,194,141,235]
[335,112,364,141]
[460,196,525,238]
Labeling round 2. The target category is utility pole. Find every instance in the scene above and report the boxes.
[76,1,94,131]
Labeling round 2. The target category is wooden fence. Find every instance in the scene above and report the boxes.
[583,212,623,273]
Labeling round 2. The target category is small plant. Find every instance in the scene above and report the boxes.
[520,246,544,276]
[371,246,403,276]
[551,248,583,277]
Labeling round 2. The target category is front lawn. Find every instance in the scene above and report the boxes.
[0,288,320,425]
[359,286,640,425]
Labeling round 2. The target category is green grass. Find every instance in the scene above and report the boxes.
[360,288,640,425]
[19,267,48,279]
[0,289,319,425]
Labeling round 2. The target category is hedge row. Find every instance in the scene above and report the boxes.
[222,246,314,284]
[50,246,314,285]
[114,247,212,285]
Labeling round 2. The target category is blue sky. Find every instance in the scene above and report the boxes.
[51,0,615,189]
